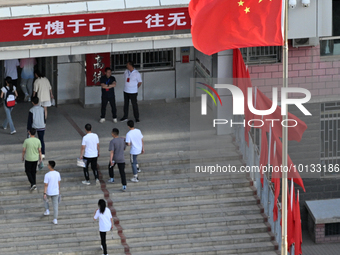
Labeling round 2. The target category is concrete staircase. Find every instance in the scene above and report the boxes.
[0,133,278,255]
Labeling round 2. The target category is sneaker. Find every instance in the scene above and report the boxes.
[137,168,141,173]
[122,186,127,192]
[42,154,45,160]
[53,219,58,225]
[82,180,90,185]
[30,185,37,191]
[107,179,114,183]
[135,119,140,123]
[24,94,29,102]
[130,177,139,183]
[101,245,103,250]
[113,118,117,123]
[28,97,31,102]
[96,179,100,185]
[44,210,50,216]
[3,126,7,130]
[120,118,128,122]
[99,118,105,123]
[10,130,16,135]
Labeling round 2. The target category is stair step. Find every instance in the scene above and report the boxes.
[0,128,276,255]
[121,216,267,234]
[128,240,275,254]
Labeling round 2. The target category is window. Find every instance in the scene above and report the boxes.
[320,0,340,56]
[112,49,174,72]
[325,223,340,236]
[321,102,340,174]
[240,46,281,65]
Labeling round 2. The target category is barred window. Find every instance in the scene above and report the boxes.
[112,49,174,72]
[321,102,340,175]
[240,46,282,65]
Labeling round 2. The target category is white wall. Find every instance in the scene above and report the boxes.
[288,0,332,39]
[175,47,194,98]
[83,47,195,106]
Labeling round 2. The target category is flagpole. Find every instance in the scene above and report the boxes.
[281,0,289,254]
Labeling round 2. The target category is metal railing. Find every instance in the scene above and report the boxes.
[321,102,340,176]
[233,115,282,251]
[240,46,282,65]
[112,48,174,72]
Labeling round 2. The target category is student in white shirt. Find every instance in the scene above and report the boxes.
[94,199,113,255]
[4,59,19,86]
[43,161,61,225]
[80,123,100,185]
[33,70,54,119]
[125,120,144,182]
[120,61,142,123]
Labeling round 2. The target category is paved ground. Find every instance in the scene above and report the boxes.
[0,100,190,146]
[1,100,340,254]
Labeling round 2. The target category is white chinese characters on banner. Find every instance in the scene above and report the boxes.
[124,12,187,29]
[145,14,165,28]
[168,13,187,27]
[23,18,106,37]
[92,55,105,84]
[23,23,43,37]
[67,19,87,34]
[89,18,106,32]
[92,71,102,84]
[45,21,65,35]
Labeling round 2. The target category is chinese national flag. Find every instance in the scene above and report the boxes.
[233,49,253,146]
[259,127,268,187]
[272,176,280,221]
[294,190,303,255]
[254,88,307,142]
[271,133,305,191]
[288,180,295,253]
[189,0,284,55]
[271,131,280,221]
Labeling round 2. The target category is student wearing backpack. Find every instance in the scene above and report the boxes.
[1,76,18,134]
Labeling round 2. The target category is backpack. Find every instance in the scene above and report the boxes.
[4,87,16,108]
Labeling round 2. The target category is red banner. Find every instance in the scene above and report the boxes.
[86,53,111,86]
[0,8,190,43]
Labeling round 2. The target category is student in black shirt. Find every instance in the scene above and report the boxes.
[99,67,117,123]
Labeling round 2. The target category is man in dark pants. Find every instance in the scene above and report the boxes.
[27,96,46,159]
[80,123,100,185]
[120,61,142,123]
[22,128,42,191]
[100,67,117,123]
[108,128,127,191]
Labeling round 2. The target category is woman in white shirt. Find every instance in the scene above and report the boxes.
[1,76,18,134]
[33,70,54,119]
[94,199,113,255]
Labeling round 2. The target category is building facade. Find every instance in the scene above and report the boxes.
[0,0,194,106]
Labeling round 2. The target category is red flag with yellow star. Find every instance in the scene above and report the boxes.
[189,0,284,55]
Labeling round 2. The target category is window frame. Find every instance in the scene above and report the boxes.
[240,46,282,65]
[111,48,175,73]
